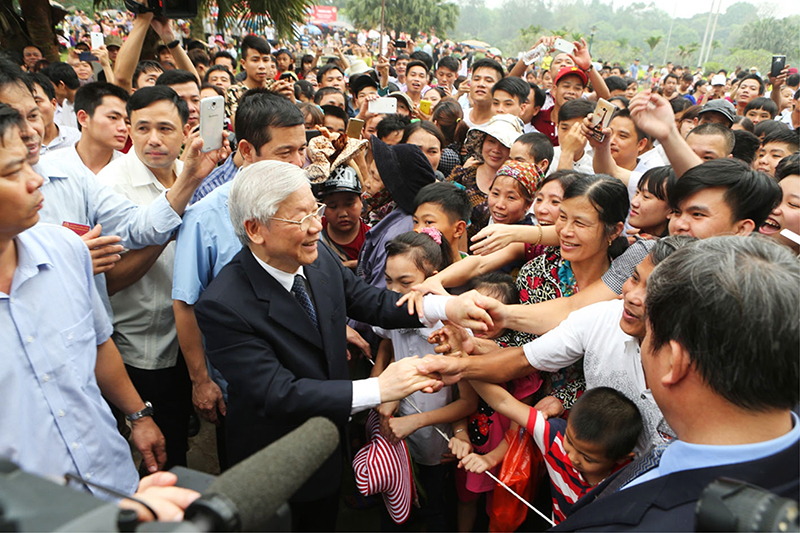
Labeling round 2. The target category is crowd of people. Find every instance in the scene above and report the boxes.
[2,6,799,532]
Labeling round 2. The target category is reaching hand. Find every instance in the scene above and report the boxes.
[628,90,676,142]
[768,65,790,89]
[181,128,231,183]
[558,120,587,157]
[460,452,496,474]
[346,325,372,360]
[81,224,124,275]
[416,354,464,387]
[93,45,111,68]
[377,356,443,402]
[387,415,420,443]
[470,224,522,255]
[149,16,175,43]
[120,472,200,522]
[581,114,612,150]
[448,434,473,459]
[444,290,506,334]
[533,395,565,420]
[569,38,592,71]
[428,323,474,355]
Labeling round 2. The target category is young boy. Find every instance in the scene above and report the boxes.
[467,383,643,522]
[509,132,554,175]
[491,76,530,119]
[412,182,470,263]
[550,98,595,174]
[754,129,800,177]
[743,96,779,125]
[317,165,369,270]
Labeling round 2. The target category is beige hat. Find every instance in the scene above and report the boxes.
[467,113,524,149]
[345,59,372,77]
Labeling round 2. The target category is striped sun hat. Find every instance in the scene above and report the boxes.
[353,410,416,524]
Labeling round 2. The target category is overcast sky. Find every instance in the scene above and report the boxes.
[483,0,800,18]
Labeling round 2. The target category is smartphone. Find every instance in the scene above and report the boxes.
[346,118,365,139]
[306,129,322,142]
[90,32,104,50]
[323,47,334,55]
[589,98,615,143]
[771,55,786,78]
[394,40,406,49]
[368,97,397,114]
[78,51,97,62]
[419,99,432,115]
[199,96,224,153]
[553,38,575,56]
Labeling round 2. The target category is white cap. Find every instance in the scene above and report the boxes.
[711,74,726,86]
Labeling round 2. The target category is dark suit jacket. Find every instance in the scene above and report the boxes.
[195,243,422,501]
[552,438,799,531]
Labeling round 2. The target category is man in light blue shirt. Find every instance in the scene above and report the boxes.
[0,103,165,496]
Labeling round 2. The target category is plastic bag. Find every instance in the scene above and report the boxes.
[488,426,543,532]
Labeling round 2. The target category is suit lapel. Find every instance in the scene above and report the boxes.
[240,248,324,349]
[305,257,336,374]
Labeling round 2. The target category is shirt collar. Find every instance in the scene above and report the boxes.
[250,249,305,293]
[4,228,56,295]
[659,411,800,476]
[125,150,178,189]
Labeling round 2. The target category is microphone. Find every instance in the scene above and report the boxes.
[184,416,339,531]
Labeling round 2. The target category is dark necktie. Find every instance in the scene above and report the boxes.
[596,441,670,499]
[291,274,318,330]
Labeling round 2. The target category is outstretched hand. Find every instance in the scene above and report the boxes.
[628,90,676,142]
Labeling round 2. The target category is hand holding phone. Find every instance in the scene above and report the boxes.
[199,96,224,153]
[368,97,397,114]
[91,32,105,50]
[553,38,576,56]
[588,98,615,143]
[771,55,786,79]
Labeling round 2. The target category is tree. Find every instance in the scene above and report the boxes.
[345,0,459,39]
[645,35,662,63]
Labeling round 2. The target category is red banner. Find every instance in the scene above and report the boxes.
[309,6,337,24]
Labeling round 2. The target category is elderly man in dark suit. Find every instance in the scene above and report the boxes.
[551,236,799,531]
[195,160,490,531]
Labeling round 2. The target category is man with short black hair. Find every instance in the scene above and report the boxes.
[531,66,586,146]
[605,75,628,97]
[225,35,293,121]
[404,60,429,107]
[41,62,80,129]
[685,122,735,161]
[156,69,201,128]
[318,63,346,93]
[754,129,800,176]
[435,56,459,95]
[462,58,504,128]
[213,51,235,72]
[28,72,81,155]
[22,45,43,71]
[313,86,346,110]
[661,73,679,101]
[491,76,529,118]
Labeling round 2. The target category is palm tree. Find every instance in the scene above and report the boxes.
[645,35,662,64]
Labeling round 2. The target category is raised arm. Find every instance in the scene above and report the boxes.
[570,38,609,100]
[114,12,153,93]
[149,17,198,80]
[628,90,703,177]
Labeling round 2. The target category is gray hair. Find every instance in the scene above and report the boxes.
[228,161,310,246]
[646,235,800,411]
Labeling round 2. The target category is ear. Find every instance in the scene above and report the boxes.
[616,451,636,465]
[732,218,756,236]
[238,139,257,163]
[661,340,692,387]
[76,109,90,129]
[453,220,467,239]
[183,122,192,143]
[244,218,265,245]
[538,159,550,174]
[636,136,648,155]
[519,101,528,114]
[611,221,625,241]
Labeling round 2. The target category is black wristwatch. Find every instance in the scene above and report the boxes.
[126,401,154,422]
[166,39,181,49]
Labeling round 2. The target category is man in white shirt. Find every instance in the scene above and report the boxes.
[29,72,81,155]
[41,62,80,130]
[98,84,194,470]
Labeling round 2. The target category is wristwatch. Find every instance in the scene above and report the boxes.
[126,401,154,422]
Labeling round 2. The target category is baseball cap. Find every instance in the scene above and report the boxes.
[710,74,726,86]
[554,66,588,86]
[104,35,123,49]
[317,165,362,197]
[698,99,736,125]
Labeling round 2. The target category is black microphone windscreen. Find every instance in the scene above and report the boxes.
[204,416,339,531]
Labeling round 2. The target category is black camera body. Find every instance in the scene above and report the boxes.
[124,0,197,20]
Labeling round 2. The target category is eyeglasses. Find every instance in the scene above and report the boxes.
[269,203,325,232]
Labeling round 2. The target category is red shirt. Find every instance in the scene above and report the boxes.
[322,218,369,261]
[530,107,558,147]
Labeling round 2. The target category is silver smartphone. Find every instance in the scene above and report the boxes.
[199,96,224,153]
[589,98,616,143]
[368,97,397,114]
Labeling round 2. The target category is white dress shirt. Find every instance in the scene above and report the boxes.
[251,250,452,415]
[99,151,183,370]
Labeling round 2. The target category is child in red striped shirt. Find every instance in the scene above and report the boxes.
[468,383,643,522]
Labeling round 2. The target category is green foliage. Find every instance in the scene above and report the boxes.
[218,0,311,37]
[452,0,798,69]
[345,0,459,39]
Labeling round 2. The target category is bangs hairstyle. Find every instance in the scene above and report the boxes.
[636,166,676,203]
[240,35,270,60]
[569,387,643,461]
[74,82,130,118]
[514,132,554,166]
[234,89,304,150]
[775,153,800,182]
[385,230,452,277]
[466,271,517,304]
[413,181,471,223]
[132,60,163,89]
[563,173,630,259]
[401,120,445,148]
[540,169,583,193]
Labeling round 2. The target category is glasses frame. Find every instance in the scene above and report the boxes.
[269,203,326,232]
